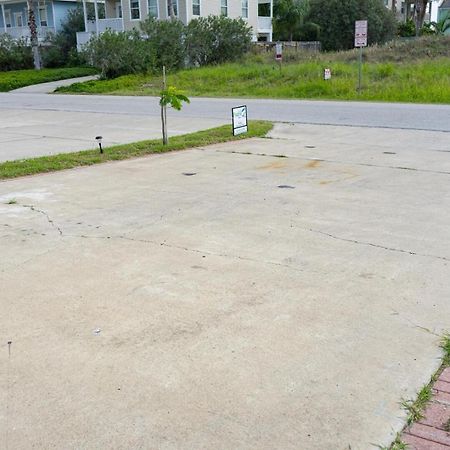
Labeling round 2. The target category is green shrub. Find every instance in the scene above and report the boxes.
[0,34,33,71]
[307,0,397,51]
[83,29,153,79]
[185,16,252,66]
[398,19,416,37]
[0,67,97,92]
[140,18,185,71]
[420,22,436,36]
[42,7,86,68]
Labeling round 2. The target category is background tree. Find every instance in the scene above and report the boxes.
[42,7,85,67]
[186,16,251,66]
[273,0,310,41]
[141,18,185,70]
[27,0,41,69]
[413,0,430,35]
[307,0,397,51]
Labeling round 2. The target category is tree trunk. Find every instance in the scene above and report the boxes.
[27,0,41,70]
[391,0,396,13]
[161,104,168,145]
[414,0,428,36]
[161,65,168,145]
[168,0,175,19]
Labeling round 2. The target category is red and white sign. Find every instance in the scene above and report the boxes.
[324,68,331,80]
[355,20,368,47]
[275,42,282,61]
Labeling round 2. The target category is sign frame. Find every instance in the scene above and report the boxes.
[232,105,248,136]
[354,20,368,48]
[275,42,282,61]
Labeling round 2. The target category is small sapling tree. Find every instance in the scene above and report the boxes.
[159,67,190,145]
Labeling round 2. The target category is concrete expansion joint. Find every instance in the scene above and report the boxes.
[305,228,450,263]
[217,149,450,176]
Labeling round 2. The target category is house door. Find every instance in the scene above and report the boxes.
[4,10,12,27]
[14,12,23,27]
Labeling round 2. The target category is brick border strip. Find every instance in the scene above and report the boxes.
[402,367,450,449]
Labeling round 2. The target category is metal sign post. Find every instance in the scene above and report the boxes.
[354,20,368,93]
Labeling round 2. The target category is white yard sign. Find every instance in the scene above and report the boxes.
[355,20,368,48]
[232,105,248,136]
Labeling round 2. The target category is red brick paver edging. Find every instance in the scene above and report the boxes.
[402,367,450,449]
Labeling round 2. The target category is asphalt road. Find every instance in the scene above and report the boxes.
[2,92,450,132]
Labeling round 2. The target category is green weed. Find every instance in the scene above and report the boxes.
[0,67,97,92]
[0,121,272,180]
[55,36,450,104]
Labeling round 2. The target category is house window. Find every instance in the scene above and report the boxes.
[241,0,248,18]
[148,0,157,17]
[130,0,140,19]
[221,0,227,16]
[4,10,12,27]
[14,12,23,27]
[167,0,177,17]
[192,0,200,16]
[38,4,48,26]
[115,1,122,18]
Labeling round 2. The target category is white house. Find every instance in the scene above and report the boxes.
[76,0,273,48]
[384,0,443,22]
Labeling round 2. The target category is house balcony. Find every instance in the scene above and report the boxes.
[257,16,272,31]
[76,18,124,48]
[2,26,55,41]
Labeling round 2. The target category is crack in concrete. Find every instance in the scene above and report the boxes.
[217,150,450,176]
[389,309,441,336]
[63,233,305,273]
[21,204,63,236]
[306,228,450,262]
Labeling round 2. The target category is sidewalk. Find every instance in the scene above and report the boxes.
[9,75,98,94]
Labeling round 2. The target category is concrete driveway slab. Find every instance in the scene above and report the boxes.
[0,123,449,449]
[0,108,225,162]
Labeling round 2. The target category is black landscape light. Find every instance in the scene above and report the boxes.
[95,136,103,154]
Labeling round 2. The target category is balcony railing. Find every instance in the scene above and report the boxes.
[3,26,55,41]
[76,19,124,48]
[98,18,124,32]
[85,18,124,33]
[257,16,272,31]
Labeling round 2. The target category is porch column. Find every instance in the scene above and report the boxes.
[1,3,7,33]
[82,0,88,31]
[269,0,273,41]
[93,0,99,34]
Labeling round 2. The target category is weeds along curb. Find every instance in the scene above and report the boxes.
[0,121,273,181]
[381,334,450,450]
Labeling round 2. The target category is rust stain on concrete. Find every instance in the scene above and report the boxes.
[305,160,321,169]
[257,161,287,170]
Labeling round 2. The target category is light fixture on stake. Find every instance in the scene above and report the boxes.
[95,136,103,154]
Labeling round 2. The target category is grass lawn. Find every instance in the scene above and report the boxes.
[0,67,98,92]
[0,121,272,180]
[56,37,450,104]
